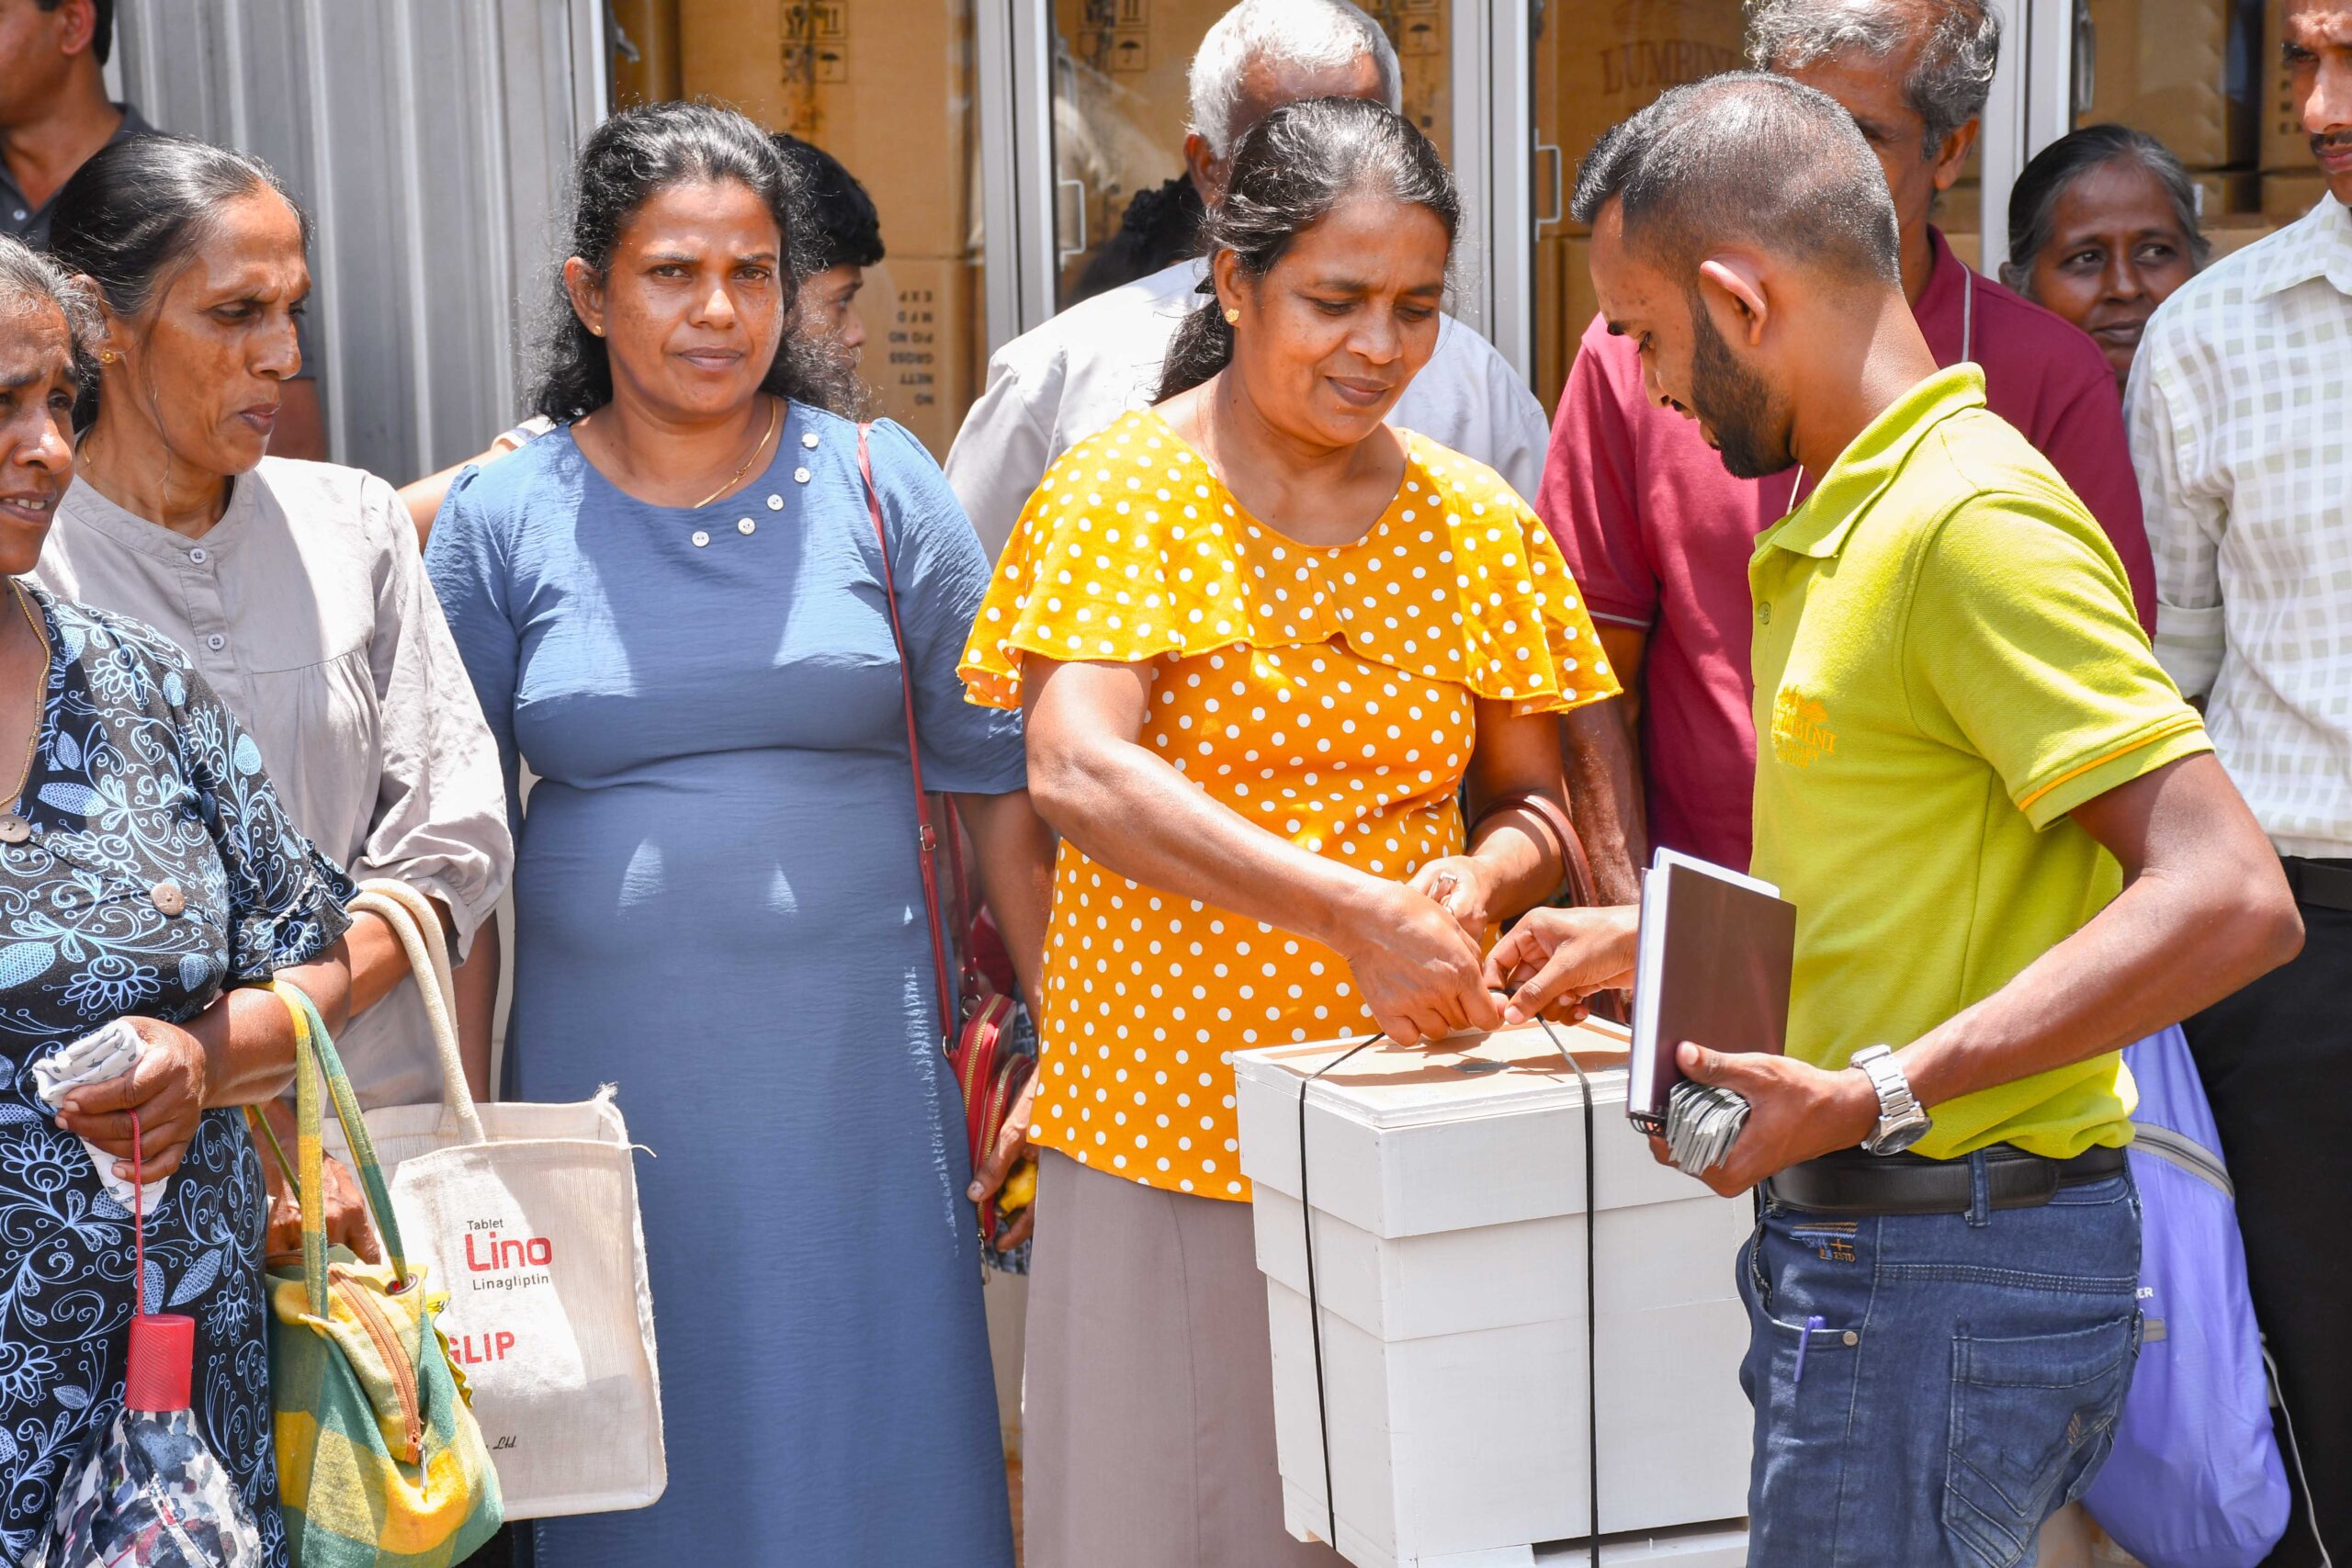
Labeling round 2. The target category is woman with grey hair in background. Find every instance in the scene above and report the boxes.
[0,233,362,1562]
[2002,124,2211,393]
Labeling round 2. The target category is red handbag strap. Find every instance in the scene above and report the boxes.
[858,424,959,1049]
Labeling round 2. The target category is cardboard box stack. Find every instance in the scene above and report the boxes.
[2076,0,2275,245]
[1532,0,1747,408]
[680,0,981,457]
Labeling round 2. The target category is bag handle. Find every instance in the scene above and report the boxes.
[271,978,411,1316]
[858,423,960,1050]
[351,880,486,1144]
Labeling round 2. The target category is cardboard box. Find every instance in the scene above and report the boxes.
[2206,212,2284,260]
[2079,0,2258,169]
[2263,0,2309,170]
[1235,1023,1754,1568]
[2190,167,2264,219]
[2262,170,2333,220]
[609,0,682,108]
[680,0,979,257]
[1536,0,1748,236]
[867,253,983,460]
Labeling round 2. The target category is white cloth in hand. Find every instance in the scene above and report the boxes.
[34,1019,171,1215]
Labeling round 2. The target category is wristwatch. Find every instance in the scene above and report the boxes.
[1849,1045,1930,1156]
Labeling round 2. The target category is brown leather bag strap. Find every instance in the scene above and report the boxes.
[858,423,958,1048]
[1470,788,1597,908]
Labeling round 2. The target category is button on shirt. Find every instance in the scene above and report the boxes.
[1540,228,2157,872]
[2128,194,2352,858]
[35,459,515,1108]
[944,257,1554,561]
[1751,367,2208,1161]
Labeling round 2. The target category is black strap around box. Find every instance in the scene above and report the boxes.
[1294,1027,1601,1567]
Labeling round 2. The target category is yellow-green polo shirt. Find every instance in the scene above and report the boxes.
[1749,367,2210,1160]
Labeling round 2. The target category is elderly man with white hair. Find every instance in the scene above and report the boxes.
[943,0,1549,560]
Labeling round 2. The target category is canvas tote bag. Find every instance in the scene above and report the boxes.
[327,880,667,1519]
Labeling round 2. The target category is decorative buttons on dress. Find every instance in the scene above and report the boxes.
[766,494,783,511]
[0,814,28,845]
[204,634,225,651]
[801,432,820,449]
[691,530,711,548]
[149,881,186,917]
[793,468,811,485]
[736,518,755,536]
[188,547,208,565]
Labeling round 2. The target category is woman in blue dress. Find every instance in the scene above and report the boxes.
[424,105,1055,1566]
[0,238,356,1562]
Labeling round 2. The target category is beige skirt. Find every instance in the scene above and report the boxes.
[1023,1150,1344,1568]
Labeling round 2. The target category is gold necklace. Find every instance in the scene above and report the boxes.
[1,580,50,834]
[692,396,782,509]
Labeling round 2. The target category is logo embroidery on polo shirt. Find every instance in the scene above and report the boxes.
[1770,687,1838,768]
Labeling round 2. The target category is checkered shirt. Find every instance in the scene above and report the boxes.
[2127,193,2352,857]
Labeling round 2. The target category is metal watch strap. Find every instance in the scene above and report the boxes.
[1852,1045,1925,1153]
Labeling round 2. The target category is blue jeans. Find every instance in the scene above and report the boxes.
[1737,1157,2142,1567]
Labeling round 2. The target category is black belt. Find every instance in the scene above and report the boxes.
[1767,1143,2127,1216]
[2283,856,2352,912]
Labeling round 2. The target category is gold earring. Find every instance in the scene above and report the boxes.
[1223,308,1240,325]
[99,350,118,364]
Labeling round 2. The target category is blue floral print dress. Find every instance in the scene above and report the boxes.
[0,585,352,1564]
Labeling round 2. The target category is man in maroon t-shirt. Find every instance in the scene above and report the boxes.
[1544,0,2156,880]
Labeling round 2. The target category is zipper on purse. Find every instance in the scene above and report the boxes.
[333,1264,425,1462]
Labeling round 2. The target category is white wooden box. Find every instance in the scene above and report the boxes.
[1233,1021,1755,1568]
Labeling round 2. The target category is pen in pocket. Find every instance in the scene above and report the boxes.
[1794,1314,1825,1383]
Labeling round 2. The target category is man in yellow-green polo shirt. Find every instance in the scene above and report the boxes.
[1487,73,2302,1564]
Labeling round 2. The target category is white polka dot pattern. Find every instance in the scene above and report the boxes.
[957,410,1622,1200]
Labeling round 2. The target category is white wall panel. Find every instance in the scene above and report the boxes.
[115,0,597,482]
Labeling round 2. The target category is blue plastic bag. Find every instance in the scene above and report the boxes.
[2082,1026,2289,1568]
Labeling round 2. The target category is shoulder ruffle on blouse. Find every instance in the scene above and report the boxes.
[959,411,1620,716]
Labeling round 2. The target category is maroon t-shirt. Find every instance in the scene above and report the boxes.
[1537,228,2157,873]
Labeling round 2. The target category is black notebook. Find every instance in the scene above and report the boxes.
[1625,849,1797,1135]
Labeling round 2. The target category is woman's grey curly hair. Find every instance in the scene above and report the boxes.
[0,234,103,412]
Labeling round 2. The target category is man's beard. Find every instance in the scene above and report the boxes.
[1689,304,1792,481]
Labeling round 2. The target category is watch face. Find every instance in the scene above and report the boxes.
[1871,1115,1930,1156]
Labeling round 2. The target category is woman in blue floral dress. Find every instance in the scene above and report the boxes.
[0,238,356,1562]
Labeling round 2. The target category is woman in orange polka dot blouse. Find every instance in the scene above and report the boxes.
[959,99,1623,1567]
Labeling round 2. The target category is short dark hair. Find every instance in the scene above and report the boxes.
[769,133,884,276]
[531,101,856,423]
[2001,123,2211,293]
[1157,96,1458,400]
[45,133,306,426]
[34,0,113,67]
[1569,71,1900,289]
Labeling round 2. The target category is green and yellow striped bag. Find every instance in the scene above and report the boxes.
[253,980,503,1567]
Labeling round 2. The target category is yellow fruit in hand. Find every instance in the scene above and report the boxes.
[999,1159,1037,1214]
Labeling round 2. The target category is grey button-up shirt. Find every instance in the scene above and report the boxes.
[35,458,514,1108]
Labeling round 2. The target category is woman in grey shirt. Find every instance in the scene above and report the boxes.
[31,137,509,1239]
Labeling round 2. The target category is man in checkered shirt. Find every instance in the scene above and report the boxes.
[2127,3,2352,1556]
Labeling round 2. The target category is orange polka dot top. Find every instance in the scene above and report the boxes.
[960,410,1620,1201]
